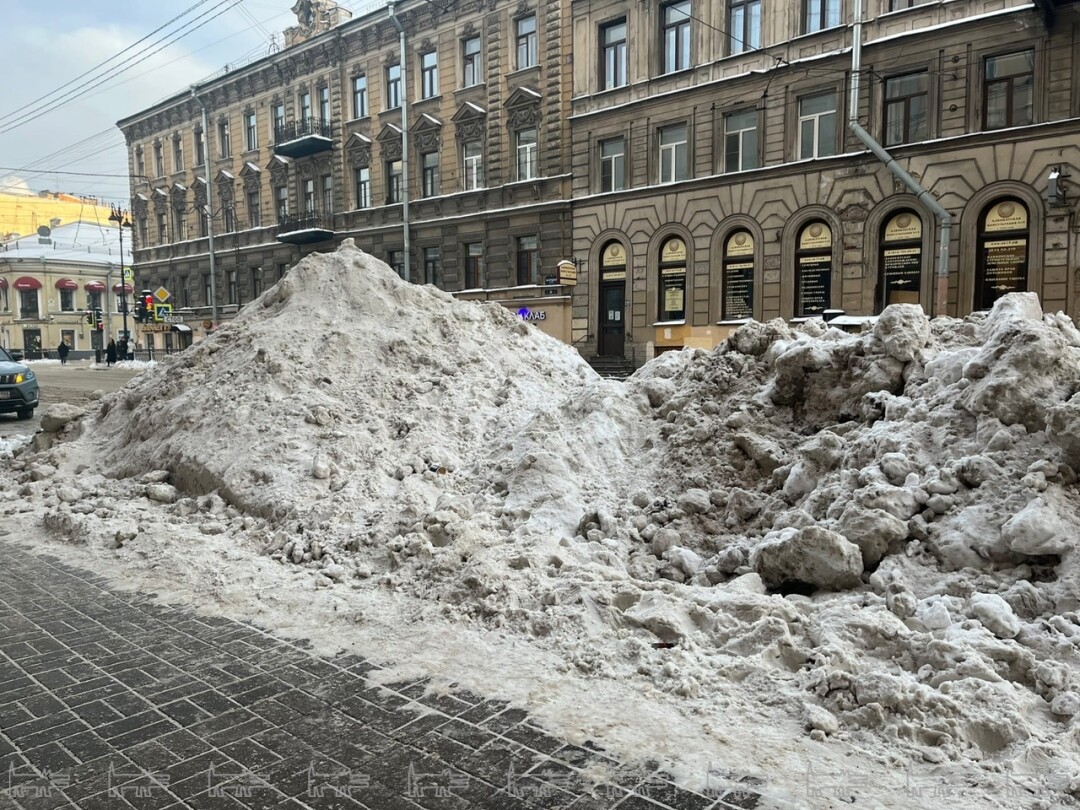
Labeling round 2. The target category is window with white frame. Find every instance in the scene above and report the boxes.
[805,0,840,34]
[276,186,288,219]
[658,123,688,183]
[300,91,312,121]
[322,174,333,213]
[387,159,403,203]
[516,235,539,285]
[273,103,285,141]
[463,37,482,86]
[423,247,441,285]
[516,15,538,69]
[724,108,760,172]
[354,167,371,208]
[462,140,483,190]
[386,64,402,109]
[319,86,331,122]
[154,143,164,177]
[353,75,368,118]
[516,128,538,181]
[728,0,761,54]
[600,137,625,192]
[245,112,258,151]
[173,137,185,172]
[218,120,231,158]
[601,19,628,90]
[798,92,838,159]
[662,1,691,74]
[247,189,261,227]
[421,51,439,99]
[421,152,439,197]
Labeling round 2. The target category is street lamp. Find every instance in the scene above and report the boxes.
[109,205,133,358]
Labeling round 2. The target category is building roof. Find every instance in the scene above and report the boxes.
[0,191,115,243]
[0,221,131,267]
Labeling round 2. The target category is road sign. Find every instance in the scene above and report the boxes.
[123,268,134,283]
[154,286,171,303]
[153,303,173,322]
[163,314,184,324]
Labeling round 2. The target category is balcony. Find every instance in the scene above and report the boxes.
[276,208,335,244]
[273,118,334,159]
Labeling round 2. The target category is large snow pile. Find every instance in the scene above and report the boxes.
[8,241,1080,805]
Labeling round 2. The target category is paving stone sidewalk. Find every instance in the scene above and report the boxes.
[0,543,762,809]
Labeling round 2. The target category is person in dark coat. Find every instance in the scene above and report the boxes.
[106,339,117,367]
[118,337,128,362]
[57,341,70,366]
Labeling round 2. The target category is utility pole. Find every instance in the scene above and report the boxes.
[191,86,220,329]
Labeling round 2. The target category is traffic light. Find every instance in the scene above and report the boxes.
[84,310,93,325]
[94,308,103,332]
[134,298,146,323]
[143,293,155,323]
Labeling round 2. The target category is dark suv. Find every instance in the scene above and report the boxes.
[0,348,39,419]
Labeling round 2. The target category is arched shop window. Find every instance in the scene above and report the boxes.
[975,198,1029,311]
[722,230,755,320]
[878,210,923,311]
[795,221,832,317]
[658,236,687,321]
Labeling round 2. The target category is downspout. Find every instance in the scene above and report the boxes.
[191,85,220,328]
[848,0,950,317]
[388,1,411,282]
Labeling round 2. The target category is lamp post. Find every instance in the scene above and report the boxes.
[109,206,133,358]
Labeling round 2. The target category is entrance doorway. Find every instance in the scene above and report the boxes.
[599,281,625,356]
[22,330,41,359]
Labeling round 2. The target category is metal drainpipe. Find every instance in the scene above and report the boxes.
[388,0,411,282]
[848,0,950,318]
[191,86,220,328]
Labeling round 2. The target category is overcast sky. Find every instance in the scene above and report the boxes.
[0,1,359,204]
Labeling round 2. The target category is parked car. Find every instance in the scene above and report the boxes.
[0,348,39,419]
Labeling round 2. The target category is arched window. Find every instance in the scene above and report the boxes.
[795,221,832,317]
[878,210,923,311]
[975,199,1029,311]
[721,230,755,321]
[598,241,627,357]
[658,237,687,321]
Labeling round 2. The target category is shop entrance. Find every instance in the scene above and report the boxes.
[599,281,625,356]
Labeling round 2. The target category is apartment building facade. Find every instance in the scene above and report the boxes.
[117,0,575,350]
[568,0,1080,362]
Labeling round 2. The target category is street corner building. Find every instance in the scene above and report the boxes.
[118,0,1080,369]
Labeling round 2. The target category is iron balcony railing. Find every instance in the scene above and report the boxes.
[277,208,335,236]
[274,118,333,145]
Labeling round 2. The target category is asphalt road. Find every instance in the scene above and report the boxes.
[0,362,143,439]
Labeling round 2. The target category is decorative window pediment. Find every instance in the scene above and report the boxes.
[377,122,403,159]
[505,87,541,128]
[267,154,291,185]
[345,133,372,167]
[170,183,188,211]
[453,102,486,141]
[240,161,262,191]
[413,114,442,151]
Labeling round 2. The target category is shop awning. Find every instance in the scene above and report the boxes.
[13,277,42,291]
[172,324,192,333]
[54,278,79,290]
[84,281,106,292]
[112,283,133,294]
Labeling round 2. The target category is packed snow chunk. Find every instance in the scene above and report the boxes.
[145,483,179,504]
[752,526,863,591]
[1050,692,1080,717]
[40,403,85,433]
[1046,392,1080,468]
[728,318,793,357]
[621,591,698,642]
[733,433,786,475]
[836,503,908,567]
[677,488,711,515]
[1002,495,1076,556]
[969,592,1022,639]
[873,303,931,362]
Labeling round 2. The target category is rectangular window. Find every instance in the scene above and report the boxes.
[303,178,316,214]
[273,103,285,142]
[658,123,689,183]
[462,141,483,190]
[516,128,538,181]
[601,19,628,90]
[173,138,184,173]
[278,263,289,281]
[805,0,840,33]
[228,270,238,305]
[60,290,75,312]
[353,75,368,118]
[251,267,263,299]
[387,250,404,278]
[138,217,148,246]
[421,51,439,99]
[464,242,483,288]
[421,152,439,197]
[984,50,1034,130]
[245,112,258,151]
[247,189,261,228]
[662,1,691,73]
[884,72,929,146]
[276,186,289,219]
[729,0,761,54]
[199,209,208,238]
[387,65,402,109]
[136,149,145,179]
[798,92,838,159]
[300,91,312,121]
[203,273,213,307]
[154,143,164,178]
[724,108,760,172]
[173,207,187,241]
[319,86,331,122]
[516,15,538,69]
[463,37,482,86]
[516,235,540,285]
[223,206,235,232]
[87,291,102,311]
[157,211,167,244]
[354,167,371,208]
[600,137,625,192]
[19,291,38,319]
[423,247,441,286]
[195,129,205,166]
[387,159,403,203]
[218,120,231,158]
[181,282,190,310]
[322,174,333,213]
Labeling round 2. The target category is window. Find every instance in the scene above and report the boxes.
[421,51,439,99]
[245,112,258,151]
[247,189,261,228]
[173,207,187,241]
[218,120,231,158]
[386,65,402,109]
[203,273,213,306]
[658,123,689,183]
[516,15,538,69]
[137,217,148,246]
[878,211,923,311]
[662,1,691,74]
[516,236,540,285]
[795,221,832,317]
[223,206,235,232]
[195,129,205,166]
[278,263,289,281]
[251,267,263,299]
[87,291,102,311]
[157,211,168,244]
[322,174,333,213]
[19,291,38,319]
[984,50,1034,130]
[273,103,286,141]
[601,19,628,90]
[421,152,439,197]
[387,250,404,278]
[464,242,483,288]
[173,138,185,173]
[884,73,928,146]
[319,86,331,122]
[462,141,483,190]
[889,0,926,10]
[387,159,403,203]
[600,137,625,192]
[805,0,840,33]
[300,91,312,121]
[423,247,441,286]
[228,270,238,306]
[355,167,371,208]
[516,128,538,181]
[181,282,190,309]
[136,149,145,179]
[353,75,368,118]
[303,179,316,214]
[199,209,208,238]
[59,290,75,312]
[798,92,837,159]
[276,186,289,219]
[463,37,482,86]
[154,143,164,177]
[658,236,687,321]
[975,199,1029,310]
[729,0,761,54]
[724,108,759,172]
[721,231,755,320]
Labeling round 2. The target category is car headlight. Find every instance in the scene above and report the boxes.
[15,371,33,383]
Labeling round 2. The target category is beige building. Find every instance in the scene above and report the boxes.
[117,0,576,351]
[567,0,1080,365]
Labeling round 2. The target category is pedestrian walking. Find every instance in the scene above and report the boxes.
[106,339,117,367]
[57,341,70,366]
[118,337,128,362]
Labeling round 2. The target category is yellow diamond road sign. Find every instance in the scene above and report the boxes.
[154,286,171,303]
